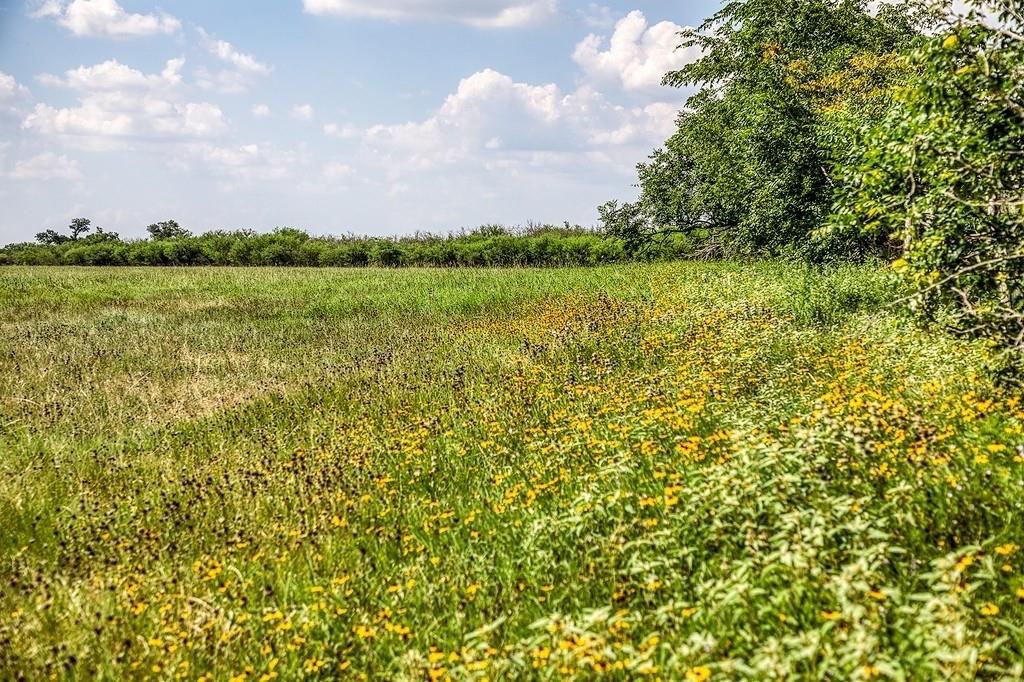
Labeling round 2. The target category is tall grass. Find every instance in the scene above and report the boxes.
[1,263,1021,680]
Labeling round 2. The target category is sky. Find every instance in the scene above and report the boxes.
[0,0,716,242]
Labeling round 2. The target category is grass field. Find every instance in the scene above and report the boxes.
[1,263,1023,680]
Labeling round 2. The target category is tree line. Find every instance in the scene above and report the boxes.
[0,220,693,268]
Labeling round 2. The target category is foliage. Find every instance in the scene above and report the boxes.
[33,229,71,246]
[146,219,192,240]
[35,217,94,245]
[830,0,1024,381]
[602,0,929,258]
[1,264,1022,679]
[68,217,92,241]
[1,223,691,268]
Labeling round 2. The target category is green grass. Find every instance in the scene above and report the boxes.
[1,263,1022,680]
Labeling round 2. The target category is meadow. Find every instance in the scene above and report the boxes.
[1,263,1023,680]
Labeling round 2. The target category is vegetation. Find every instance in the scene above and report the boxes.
[599,0,929,259]
[830,1,1024,381]
[603,0,1024,379]
[2,263,1023,680]
[3,2,1021,679]
[0,223,693,269]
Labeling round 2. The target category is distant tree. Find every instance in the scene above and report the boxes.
[147,220,192,240]
[87,226,121,242]
[35,229,71,246]
[68,218,92,241]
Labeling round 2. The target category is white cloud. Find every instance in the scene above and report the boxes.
[291,104,315,121]
[194,29,271,94]
[324,122,360,139]
[361,68,680,175]
[0,71,31,116]
[32,0,181,38]
[23,59,226,147]
[176,142,308,187]
[10,152,83,180]
[0,71,30,100]
[252,104,271,117]
[323,160,354,180]
[199,30,270,75]
[38,57,184,91]
[573,11,699,91]
[302,0,558,28]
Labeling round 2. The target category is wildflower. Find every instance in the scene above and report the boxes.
[996,544,1018,555]
[979,603,999,616]
[821,611,842,621]
[686,666,711,681]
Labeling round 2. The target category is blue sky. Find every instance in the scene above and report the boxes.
[0,0,715,241]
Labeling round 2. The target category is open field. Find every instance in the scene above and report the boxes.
[1,264,1023,680]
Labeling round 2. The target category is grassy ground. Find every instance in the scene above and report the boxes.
[1,263,1022,680]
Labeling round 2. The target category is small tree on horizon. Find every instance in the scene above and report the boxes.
[36,218,92,245]
[68,218,92,241]
[147,220,192,240]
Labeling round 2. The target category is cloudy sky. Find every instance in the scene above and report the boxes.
[0,0,712,242]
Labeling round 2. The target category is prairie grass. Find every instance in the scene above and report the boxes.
[1,263,1022,680]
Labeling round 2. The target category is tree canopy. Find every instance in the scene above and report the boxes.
[603,0,931,258]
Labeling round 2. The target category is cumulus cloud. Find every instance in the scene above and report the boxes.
[290,104,315,121]
[302,0,558,28]
[195,28,271,94]
[31,0,181,38]
[23,59,226,147]
[10,152,83,180]
[573,11,699,91]
[252,104,271,118]
[38,57,184,91]
[360,68,680,174]
[0,71,31,116]
[200,31,270,75]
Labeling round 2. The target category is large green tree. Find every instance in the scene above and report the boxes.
[603,0,930,258]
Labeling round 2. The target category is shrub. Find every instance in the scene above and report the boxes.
[831,2,1024,381]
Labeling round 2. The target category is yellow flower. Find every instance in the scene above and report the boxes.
[942,34,959,50]
[996,543,1017,556]
[979,603,999,617]
[686,665,711,682]
[821,611,842,621]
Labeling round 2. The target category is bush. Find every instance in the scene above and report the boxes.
[831,2,1024,381]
